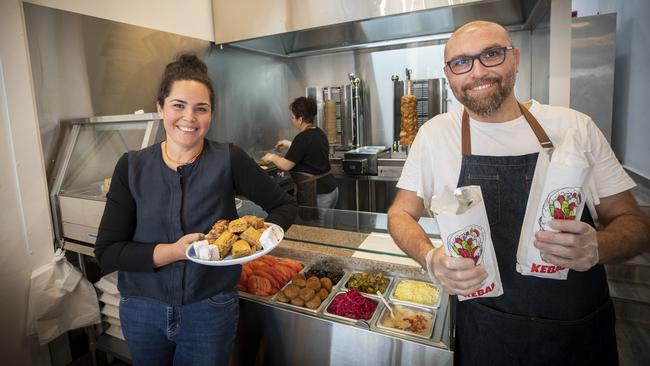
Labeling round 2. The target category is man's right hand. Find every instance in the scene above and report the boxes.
[426,246,488,296]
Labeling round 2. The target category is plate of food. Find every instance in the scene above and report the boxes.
[186,215,284,266]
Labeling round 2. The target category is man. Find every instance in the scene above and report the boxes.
[388,20,650,365]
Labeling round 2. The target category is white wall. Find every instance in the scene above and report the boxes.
[25,0,214,42]
[572,0,650,179]
[0,0,56,364]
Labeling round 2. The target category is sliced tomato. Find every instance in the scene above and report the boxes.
[252,270,280,289]
[247,275,272,295]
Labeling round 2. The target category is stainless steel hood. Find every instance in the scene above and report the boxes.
[214,0,550,57]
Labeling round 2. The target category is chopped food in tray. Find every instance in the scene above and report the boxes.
[276,273,334,310]
[327,289,377,320]
[393,280,439,306]
[304,261,345,284]
[237,255,304,297]
[345,272,390,294]
[379,305,433,336]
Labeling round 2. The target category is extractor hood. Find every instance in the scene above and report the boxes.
[213,0,550,57]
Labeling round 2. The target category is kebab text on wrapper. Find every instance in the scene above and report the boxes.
[429,185,503,301]
[516,127,594,280]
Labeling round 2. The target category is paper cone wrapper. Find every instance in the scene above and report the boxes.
[434,186,503,301]
[516,154,591,280]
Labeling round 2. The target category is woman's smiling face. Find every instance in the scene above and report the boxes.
[158,79,212,150]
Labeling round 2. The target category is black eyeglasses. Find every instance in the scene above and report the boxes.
[445,46,514,75]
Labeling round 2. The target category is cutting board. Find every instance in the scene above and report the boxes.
[352,232,442,267]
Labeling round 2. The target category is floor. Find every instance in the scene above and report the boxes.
[68,352,128,366]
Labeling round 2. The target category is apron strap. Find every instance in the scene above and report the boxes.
[517,103,554,149]
[293,170,331,185]
[461,102,554,157]
[291,170,331,204]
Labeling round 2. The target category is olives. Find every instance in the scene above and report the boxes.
[305,261,344,284]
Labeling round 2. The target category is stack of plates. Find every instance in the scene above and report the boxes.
[94,272,124,340]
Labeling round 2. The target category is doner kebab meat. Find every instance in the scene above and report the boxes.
[400,94,418,146]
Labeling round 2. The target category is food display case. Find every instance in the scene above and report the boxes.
[49,114,164,251]
[231,204,453,366]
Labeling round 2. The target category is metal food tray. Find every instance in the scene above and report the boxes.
[388,277,442,309]
[270,270,347,315]
[339,271,395,298]
[238,258,308,301]
[301,263,348,286]
[321,289,382,327]
[372,302,436,341]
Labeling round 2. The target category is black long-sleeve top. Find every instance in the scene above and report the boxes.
[94,140,297,305]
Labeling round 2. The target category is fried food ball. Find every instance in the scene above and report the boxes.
[306,276,321,291]
[292,277,307,288]
[276,291,289,303]
[317,288,329,301]
[292,273,306,282]
[305,296,321,310]
[290,297,305,307]
[320,277,333,291]
[284,284,301,299]
[299,287,315,302]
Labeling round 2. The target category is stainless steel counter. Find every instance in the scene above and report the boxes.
[233,295,452,366]
[329,154,406,212]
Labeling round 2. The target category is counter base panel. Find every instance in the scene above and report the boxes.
[233,297,452,366]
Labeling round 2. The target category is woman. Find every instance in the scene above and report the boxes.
[94,54,296,365]
[261,96,338,208]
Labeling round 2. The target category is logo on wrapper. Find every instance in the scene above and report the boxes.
[538,188,583,227]
[537,187,583,264]
[446,225,484,265]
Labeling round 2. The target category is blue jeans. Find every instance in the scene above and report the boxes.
[119,291,239,366]
[317,187,339,209]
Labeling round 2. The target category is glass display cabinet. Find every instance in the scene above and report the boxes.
[49,113,163,251]
[233,203,453,366]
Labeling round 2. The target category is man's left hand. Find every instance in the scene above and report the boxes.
[534,219,599,272]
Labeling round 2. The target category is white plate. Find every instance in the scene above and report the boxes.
[186,223,284,266]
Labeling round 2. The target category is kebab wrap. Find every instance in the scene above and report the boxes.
[430,185,503,301]
[516,128,593,280]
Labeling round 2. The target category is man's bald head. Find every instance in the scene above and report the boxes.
[445,21,513,60]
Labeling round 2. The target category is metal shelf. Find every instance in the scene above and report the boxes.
[96,334,131,364]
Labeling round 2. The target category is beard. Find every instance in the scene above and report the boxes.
[453,66,516,117]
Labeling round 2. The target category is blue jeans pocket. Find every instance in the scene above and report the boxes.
[207,291,238,308]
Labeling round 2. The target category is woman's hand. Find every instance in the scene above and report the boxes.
[260,153,276,164]
[275,139,291,150]
[174,233,205,256]
[153,233,205,267]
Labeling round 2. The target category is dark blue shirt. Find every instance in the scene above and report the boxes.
[94,140,297,305]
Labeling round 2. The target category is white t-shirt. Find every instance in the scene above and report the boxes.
[397,99,635,209]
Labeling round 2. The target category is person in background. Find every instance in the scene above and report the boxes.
[261,96,339,209]
[387,21,650,365]
[94,54,297,365]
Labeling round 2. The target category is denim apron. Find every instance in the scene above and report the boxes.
[453,104,618,365]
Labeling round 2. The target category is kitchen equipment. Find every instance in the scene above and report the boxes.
[306,72,364,150]
[342,146,389,176]
[392,72,448,149]
[50,114,163,247]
